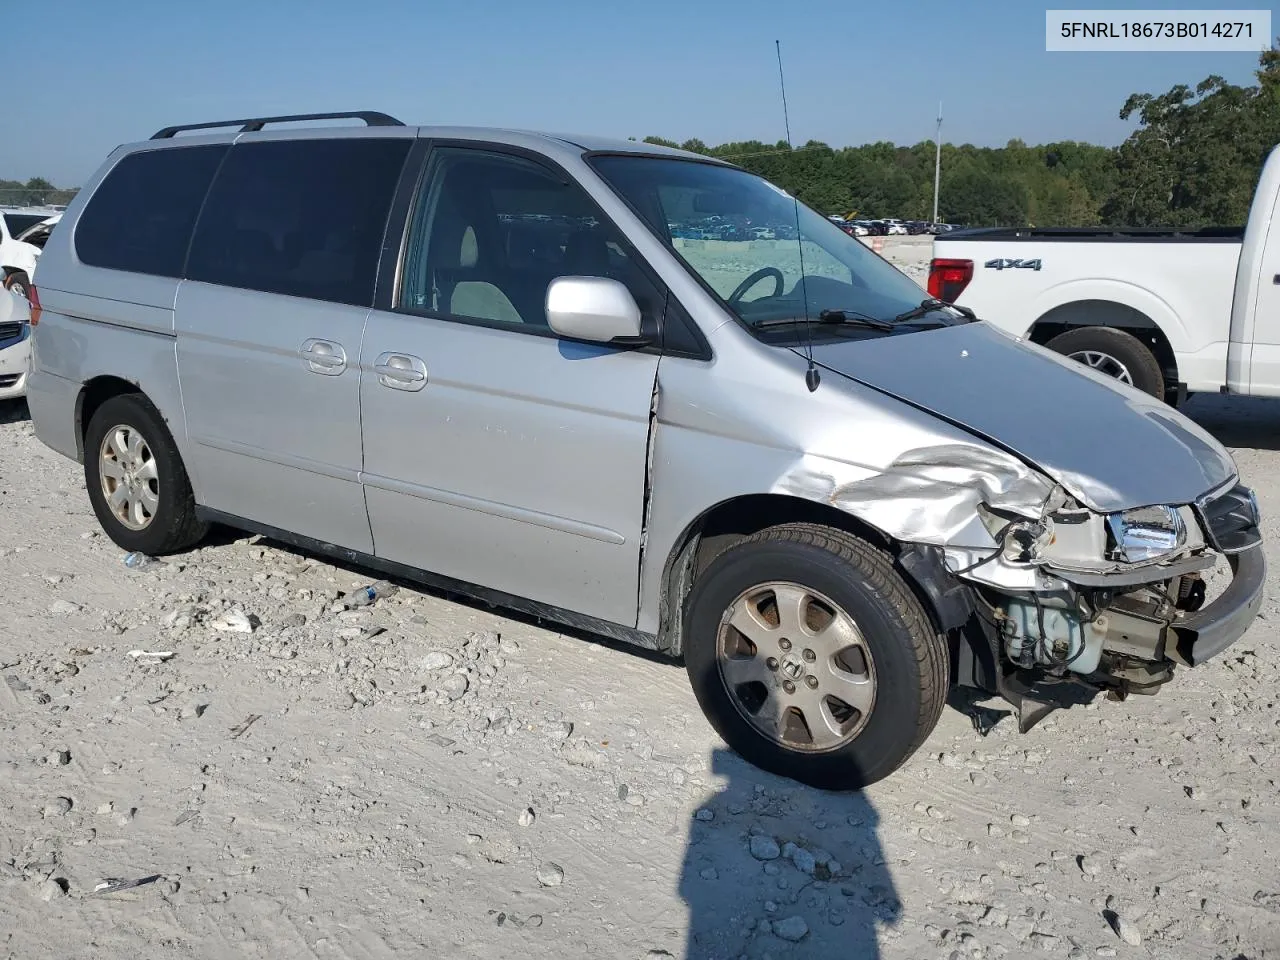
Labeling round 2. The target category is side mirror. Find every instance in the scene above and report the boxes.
[545,276,646,344]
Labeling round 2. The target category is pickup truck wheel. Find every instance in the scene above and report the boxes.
[3,271,30,301]
[683,523,948,790]
[84,394,208,555]
[1045,327,1165,398]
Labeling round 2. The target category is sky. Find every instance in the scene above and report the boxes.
[8,0,1279,185]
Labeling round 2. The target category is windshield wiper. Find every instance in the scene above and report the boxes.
[892,298,977,324]
[754,309,895,332]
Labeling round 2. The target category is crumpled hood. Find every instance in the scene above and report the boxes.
[805,322,1235,513]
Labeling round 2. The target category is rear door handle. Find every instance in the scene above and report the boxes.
[300,338,347,376]
[374,352,428,392]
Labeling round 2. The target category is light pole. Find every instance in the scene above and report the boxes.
[932,101,942,225]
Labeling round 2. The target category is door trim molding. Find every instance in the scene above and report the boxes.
[360,471,627,544]
[190,433,362,484]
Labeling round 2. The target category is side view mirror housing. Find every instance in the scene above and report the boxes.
[545,276,647,345]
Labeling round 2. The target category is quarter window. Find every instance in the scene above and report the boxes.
[186,138,411,306]
[75,145,227,277]
[400,148,661,332]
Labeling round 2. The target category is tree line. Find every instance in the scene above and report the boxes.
[0,177,78,209]
[6,46,1280,228]
[636,43,1280,228]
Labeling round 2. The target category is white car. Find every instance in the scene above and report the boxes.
[1,209,60,299]
[0,286,32,401]
[882,218,909,236]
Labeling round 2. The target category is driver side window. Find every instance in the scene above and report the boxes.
[400,148,663,334]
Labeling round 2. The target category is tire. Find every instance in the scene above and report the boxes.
[84,393,208,555]
[683,523,948,791]
[1045,326,1165,399]
[4,271,30,301]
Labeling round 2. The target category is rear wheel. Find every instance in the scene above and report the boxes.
[1045,326,1165,399]
[84,394,208,554]
[683,523,948,790]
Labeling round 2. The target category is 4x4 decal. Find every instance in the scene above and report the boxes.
[984,257,1042,271]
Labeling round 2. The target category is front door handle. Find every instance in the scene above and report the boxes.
[300,338,347,376]
[374,352,428,392]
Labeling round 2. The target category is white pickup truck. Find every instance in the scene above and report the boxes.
[929,147,1280,403]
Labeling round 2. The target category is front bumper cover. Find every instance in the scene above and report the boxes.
[1171,545,1266,666]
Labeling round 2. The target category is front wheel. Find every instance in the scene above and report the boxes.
[683,523,948,790]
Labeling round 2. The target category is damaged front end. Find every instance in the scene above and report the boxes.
[780,442,1266,732]
[950,480,1266,730]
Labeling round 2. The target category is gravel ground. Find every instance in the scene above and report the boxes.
[1,246,1278,958]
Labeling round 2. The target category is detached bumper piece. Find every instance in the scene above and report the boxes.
[1172,545,1267,666]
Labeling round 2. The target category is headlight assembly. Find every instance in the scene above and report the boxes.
[1001,518,1054,563]
[1106,505,1186,563]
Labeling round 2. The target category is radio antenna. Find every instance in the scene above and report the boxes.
[775,40,819,391]
[775,40,793,150]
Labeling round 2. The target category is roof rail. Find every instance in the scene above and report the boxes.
[150,111,405,140]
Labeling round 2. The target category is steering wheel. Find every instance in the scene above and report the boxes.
[728,267,785,305]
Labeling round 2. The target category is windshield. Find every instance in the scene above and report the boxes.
[590,156,951,331]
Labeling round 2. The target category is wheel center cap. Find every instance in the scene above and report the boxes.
[780,654,805,680]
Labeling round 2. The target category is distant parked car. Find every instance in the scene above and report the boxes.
[0,286,31,401]
[1,209,61,299]
[750,226,776,240]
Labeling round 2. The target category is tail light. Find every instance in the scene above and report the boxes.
[927,258,973,303]
[27,284,42,326]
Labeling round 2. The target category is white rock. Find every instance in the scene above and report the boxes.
[536,862,564,887]
[518,807,536,827]
[47,599,81,616]
[750,835,781,861]
[210,609,254,634]
[542,721,573,741]
[784,843,816,876]
[1108,913,1142,946]
[772,916,809,942]
[419,651,453,672]
[41,797,72,818]
[38,879,68,902]
[694,808,715,822]
[441,674,468,701]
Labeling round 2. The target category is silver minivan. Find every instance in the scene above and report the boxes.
[26,112,1265,789]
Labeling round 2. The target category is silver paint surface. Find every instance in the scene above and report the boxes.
[806,322,1236,512]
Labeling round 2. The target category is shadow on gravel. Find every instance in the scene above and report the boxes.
[680,748,898,959]
[0,399,29,424]
[1182,393,1280,452]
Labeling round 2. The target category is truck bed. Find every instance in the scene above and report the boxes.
[943,226,1245,243]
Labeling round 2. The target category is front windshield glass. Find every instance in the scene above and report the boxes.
[590,155,950,330]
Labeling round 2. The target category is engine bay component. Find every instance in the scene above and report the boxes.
[1000,597,1107,674]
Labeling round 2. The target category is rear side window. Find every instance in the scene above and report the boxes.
[186,138,411,306]
[75,145,227,277]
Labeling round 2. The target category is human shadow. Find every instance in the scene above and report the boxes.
[679,747,900,959]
